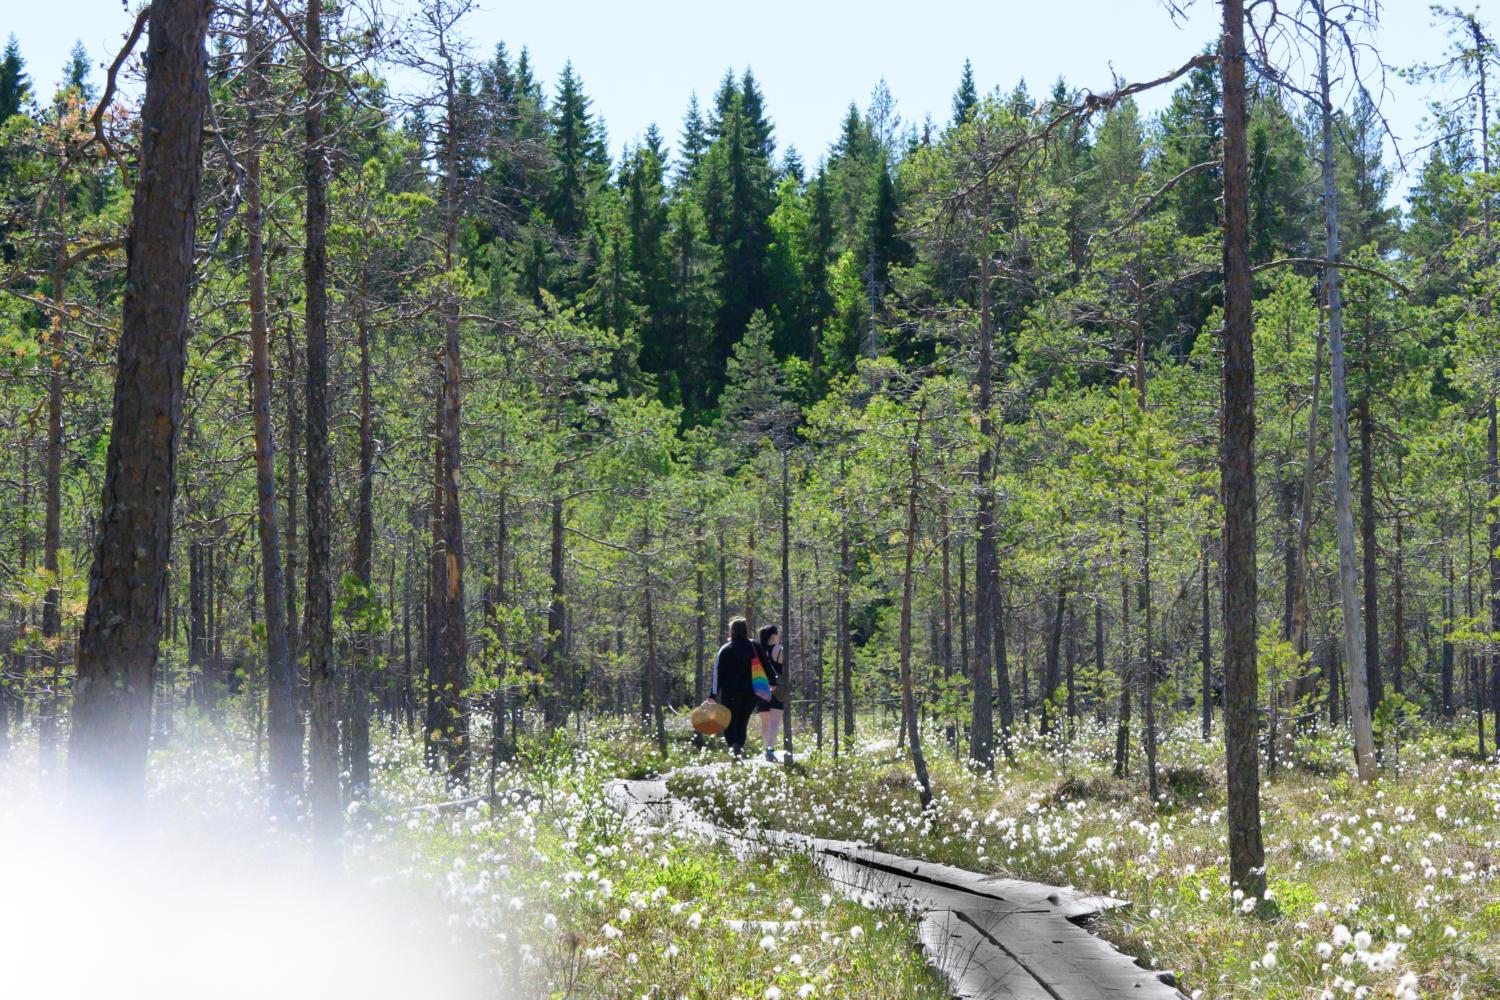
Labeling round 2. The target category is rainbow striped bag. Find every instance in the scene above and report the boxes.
[750,651,773,702]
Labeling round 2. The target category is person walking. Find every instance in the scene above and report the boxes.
[710,617,760,756]
[756,624,785,762]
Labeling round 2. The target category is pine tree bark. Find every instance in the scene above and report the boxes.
[1358,392,1384,706]
[839,515,854,741]
[283,320,301,673]
[972,212,998,769]
[694,519,706,707]
[544,492,566,728]
[70,0,212,800]
[900,403,932,806]
[1201,540,1213,740]
[349,290,375,799]
[243,3,300,811]
[1039,586,1067,736]
[642,520,667,755]
[780,447,793,760]
[1442,556,1456,718]
[1220,0,1268,901]
[1113,574,1132,777]
[1392,495,1405,696]
[41,178,66,774]
[303,0,341,843]
[433,59,470,782]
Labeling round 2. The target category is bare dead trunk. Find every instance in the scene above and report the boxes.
[1317,0,1377,779]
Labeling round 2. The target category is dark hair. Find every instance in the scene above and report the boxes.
[758,624,779,647]
[730,617,749,642]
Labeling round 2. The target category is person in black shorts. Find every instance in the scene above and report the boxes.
[756,624,785,762]
[709,617,759,755]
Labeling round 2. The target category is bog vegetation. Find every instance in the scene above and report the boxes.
[1,0,1499,996]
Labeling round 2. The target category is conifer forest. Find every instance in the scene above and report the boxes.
[2,1,1500,998]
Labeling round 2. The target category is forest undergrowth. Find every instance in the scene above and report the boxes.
[5,710,1494,999]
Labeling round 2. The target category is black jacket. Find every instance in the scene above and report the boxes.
[712,638,760,699]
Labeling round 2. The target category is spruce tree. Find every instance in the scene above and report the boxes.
[547,61,607,238]
[0,36,28,120]
[62,41,92,101]
[952,58,978,127]
[740,67,775,161]
[1155,56,1221,238]
[677,92,708,183]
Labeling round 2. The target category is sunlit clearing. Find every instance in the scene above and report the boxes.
[0,793,491,1000]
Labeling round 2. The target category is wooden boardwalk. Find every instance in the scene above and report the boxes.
[605,773,1184,1000]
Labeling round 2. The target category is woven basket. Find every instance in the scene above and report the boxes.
[690,699,731,736]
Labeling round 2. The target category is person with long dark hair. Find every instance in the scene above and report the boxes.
[709,617,760,755]
[756,624,785,762]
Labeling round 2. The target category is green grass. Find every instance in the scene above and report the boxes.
[361,719,948,998]
[666,716,1500,999]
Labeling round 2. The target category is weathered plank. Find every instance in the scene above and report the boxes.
[603,771,1185,1000]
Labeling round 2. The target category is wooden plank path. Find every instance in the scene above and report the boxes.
[605,771,1184,1000]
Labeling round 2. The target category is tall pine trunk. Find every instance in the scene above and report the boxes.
[433,65,470,782]
[303,0,342,843]
[1220,0,1267,901]
[348,289,375,799]
[972,214,999,769]
[780,448,793,760]
[243,2,301,811]
[1358,392,1383,707]
[40,177,66,774]
[901,404,932,806]
[70,0,212,800]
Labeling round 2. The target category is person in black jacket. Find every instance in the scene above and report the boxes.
[709,617,759,755]
[756,624,785,762]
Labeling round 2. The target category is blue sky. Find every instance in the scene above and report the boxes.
[6,1,1473,198]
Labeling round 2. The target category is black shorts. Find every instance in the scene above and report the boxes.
[757,689,784,712]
